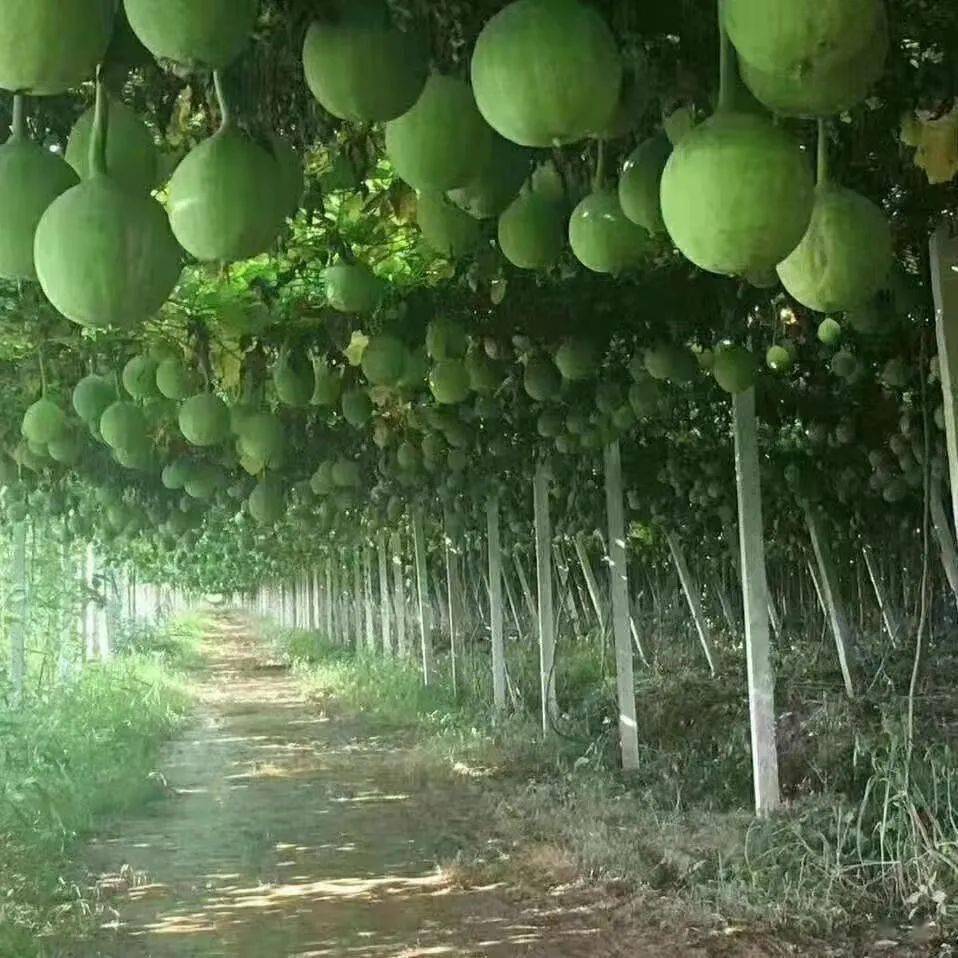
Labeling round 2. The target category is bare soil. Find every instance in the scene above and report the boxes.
[59,617,939,957]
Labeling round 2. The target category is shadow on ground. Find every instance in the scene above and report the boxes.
[62,615,682,958]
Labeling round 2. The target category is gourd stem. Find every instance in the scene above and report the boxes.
[90,72,109,178]
[213,71,232,129]
[594,137,606,192]
[717,1,736,113]
[10,94,25,140]
[817,117,829,186]
[38,348,47,396]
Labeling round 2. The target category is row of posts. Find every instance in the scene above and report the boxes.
[241,224,958,819]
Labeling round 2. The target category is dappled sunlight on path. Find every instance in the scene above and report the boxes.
[67,615,633,958]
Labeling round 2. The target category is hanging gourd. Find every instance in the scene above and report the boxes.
[0,1,114,95]
[447,135,530,220]
[303,0,427,124]
[570,143,652,275]
[659,15,814,278]
[167,72,283,263]
[0,95,78,281]
[34,78,182,329]
[619,132,672,234]
[268,134,304,221]
[324,263,384,314]
[123,0,258,70]
[385,74,493,193]
[66,95,158,194]
[724,0,887,117]
[777,122,893,313]
[498,188,567,270]
[416,193,482,258]
[471,0,622,148]
[179,392,231,447]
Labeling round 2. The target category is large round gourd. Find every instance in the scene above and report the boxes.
[777,184,892,314]
[723,0,884,79]
[100,401,147,451]
[471,0,622,148]
[619,133,671,234]
[66,96,158,194]
[385,74,492,193]
[362,335,407,387]
[738,14,887,119]
[72,374,115,423]
[429,360,471,405]
[416,192,482,258]
[498,191,566,270]
[248,476,285,525]
[22,398,66,444]
[0,99,78,281]
[123,0,258,69]
[303,0,427,123]
[0,1,114,95]
[661,111,813,277]
[168,122,282,263]
[34,84,181,329]
[324,263,384,314]
[447,135,529,220]
[569,189,651,275]
[179,393,230,447]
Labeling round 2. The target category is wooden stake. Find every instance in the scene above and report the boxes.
[574,530,606,633]
[533,460,559,733]
[603,441,640,772]
[443,507,463,695]
[931,224,958,533]
[861,542,902,646]
[391,531,408,658]
[732,388,781,817]
[666,530,718,674]
[930,480,958,601]
[412,508,436,683]
[803,503,856,698]
[487,495,507,714]
[378,532,392,656]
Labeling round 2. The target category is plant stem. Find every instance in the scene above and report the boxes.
[817,118,829,186]
[594,138,606,192]
[10,93,25,140]
[213,71,232,129]
[90,71,109,178]
[717,0,736,112]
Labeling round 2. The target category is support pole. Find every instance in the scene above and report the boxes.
[363,544,375,652]
[732,388,781,817]
[930,480,958,601]
[325,557,333,644]
[412,508,435,683]
[931,224,958,534]
[443,507,463,695]
[803,502,856,698]
[391,531,408,658]
[666,531,718,675]
[352,551,363,651]
[378,532,392,656]
[603,441,640,772]
[533,461,559,734]
[574,530,606,634]
[486,495,507,715]
[861,542,902,646]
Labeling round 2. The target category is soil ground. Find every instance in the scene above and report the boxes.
[59,616,932,957]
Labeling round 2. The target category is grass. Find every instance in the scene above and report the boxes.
[274,623,958,942]
[0,613,204,957]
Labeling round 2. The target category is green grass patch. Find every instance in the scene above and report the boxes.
[274,625,958,939]
[0,614,204,956]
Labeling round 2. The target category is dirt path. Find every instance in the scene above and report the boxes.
[66,617,818,957]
